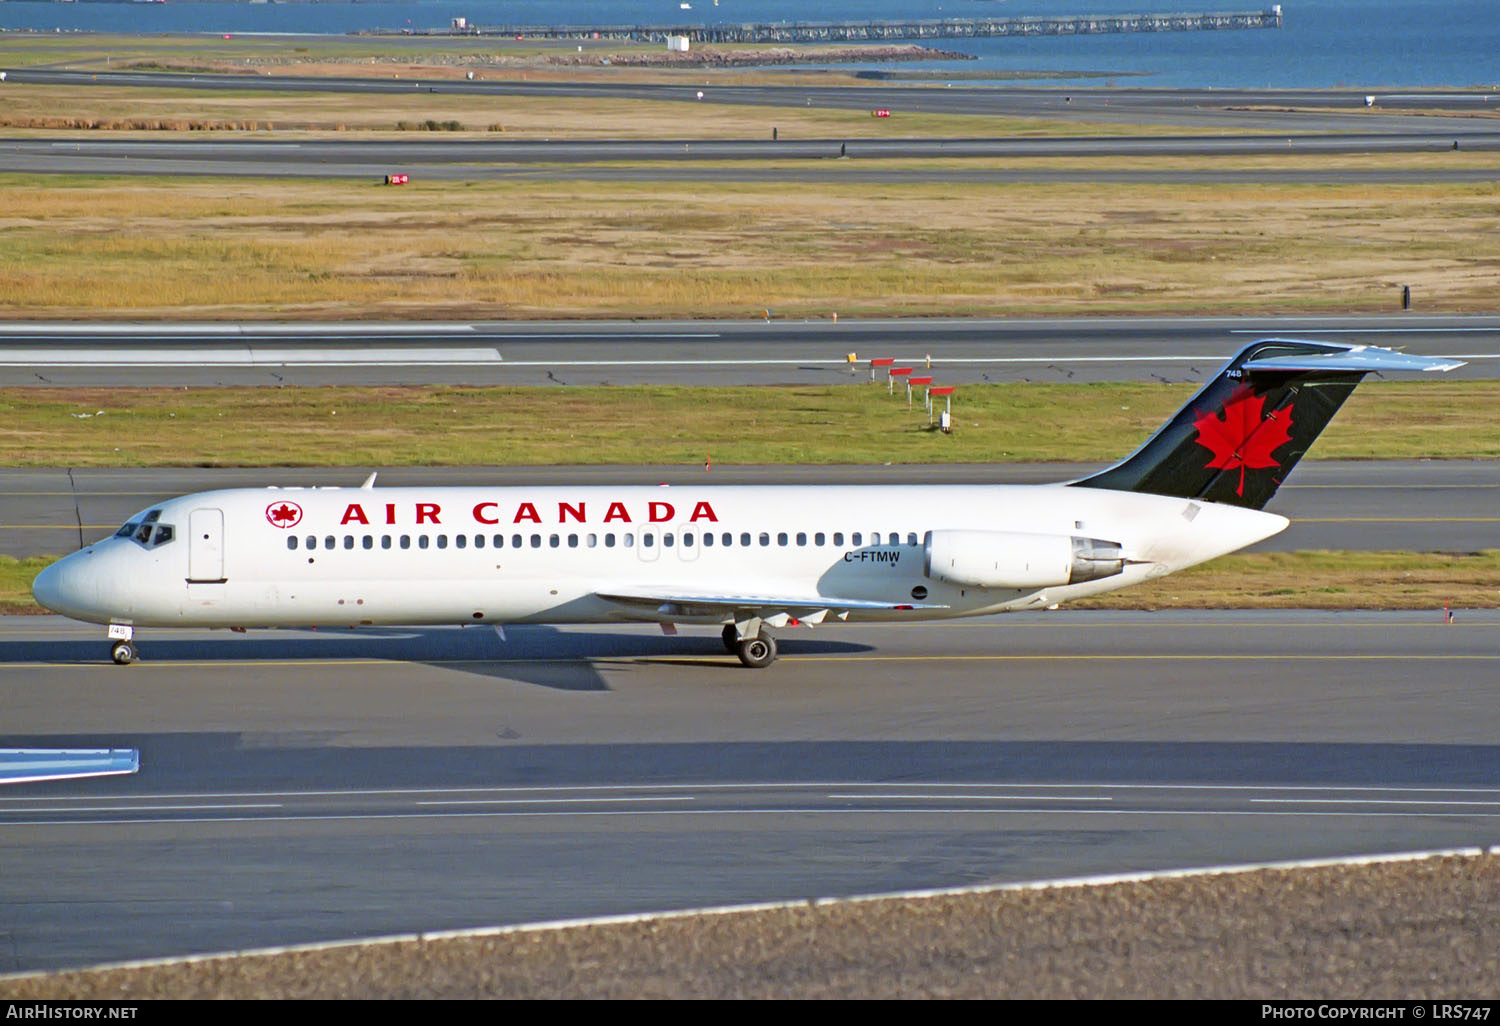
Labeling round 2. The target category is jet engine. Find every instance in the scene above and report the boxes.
[923,530,1126,589]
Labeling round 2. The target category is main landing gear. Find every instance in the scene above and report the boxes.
[722,622,778,669]
[107,624,136,665]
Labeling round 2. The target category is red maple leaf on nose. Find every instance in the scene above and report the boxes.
[1192,387,1294,497]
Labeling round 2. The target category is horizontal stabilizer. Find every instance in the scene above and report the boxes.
[1243,342,1465,374]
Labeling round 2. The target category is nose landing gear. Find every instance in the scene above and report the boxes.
[107,624,136,665]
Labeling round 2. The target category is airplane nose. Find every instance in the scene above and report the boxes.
[32,552,104,622]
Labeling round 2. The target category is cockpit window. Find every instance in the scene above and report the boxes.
[116,512,176,548]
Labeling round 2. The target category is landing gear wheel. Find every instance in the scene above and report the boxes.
[721,624,739,653]
[110,639,137,665]
[735,633,777,669]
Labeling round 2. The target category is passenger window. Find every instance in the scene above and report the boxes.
[568,534,579,548]
[702,533,712,547]
[852,532,863,546]
[870,532,881,545]
[587,533,597,548]
[456,535,466,549]
[643,533,655,548]
[419,535,430,550]
[623,533,634,547]
[815,532,825,546]
[363,535,373,550]
[605,533,616,548]
[759,532,770,547]
[530,535,541,548]
[437,535,448,550]
[494,535,505,548]
[306,535,316,550]
[796,532,807,546]
[325,535,336,550]
[724,533,734,547]
[741,533,752,547]
[833,532,844,546]
[382,536,392,550]
[474,535,484,549]
[512,534,522,548]
[549,534,560,548]
[400,535,411,549]
[663,533,674,547]
[287,536,298,551]
[907,532,918,546]
[342,535,353,550]
[777,533,788,546]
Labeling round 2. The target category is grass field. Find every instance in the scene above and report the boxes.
[3,379,1495,468]
[3,175,1499,320]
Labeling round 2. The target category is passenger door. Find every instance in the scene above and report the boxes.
[187,508,225,583]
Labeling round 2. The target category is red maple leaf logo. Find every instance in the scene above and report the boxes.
[1192,387,1294,497]
[266,501,302,529]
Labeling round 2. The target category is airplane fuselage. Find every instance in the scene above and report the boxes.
[33,483,1287,631]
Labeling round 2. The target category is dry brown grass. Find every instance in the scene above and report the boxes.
[3,177,1499,319]
[0,82,1095,139]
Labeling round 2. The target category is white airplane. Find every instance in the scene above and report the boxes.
[32,339,1461,668]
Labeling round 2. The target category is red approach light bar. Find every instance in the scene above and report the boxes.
[869,356,895,383]
[909,376,936,411]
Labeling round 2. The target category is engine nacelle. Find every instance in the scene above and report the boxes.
[923,530,1126,589]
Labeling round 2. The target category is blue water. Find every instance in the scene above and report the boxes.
[2,1,1497,89]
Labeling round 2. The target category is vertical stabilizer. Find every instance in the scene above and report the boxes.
[1072,339,1462,510]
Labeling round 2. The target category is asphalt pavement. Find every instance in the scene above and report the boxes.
[3,609,1498,972]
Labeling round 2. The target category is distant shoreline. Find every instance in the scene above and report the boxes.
[538,45,977,68]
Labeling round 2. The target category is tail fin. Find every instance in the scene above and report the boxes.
[1072,339,1462,510]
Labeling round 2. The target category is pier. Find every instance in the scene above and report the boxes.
[418,8,1283,44]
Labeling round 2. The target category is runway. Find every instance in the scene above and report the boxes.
[3,609,1499,971]
[9,68,1500,130]
[2,460,1497,560]
[5,134,1499,183]
[4,314,1498,387]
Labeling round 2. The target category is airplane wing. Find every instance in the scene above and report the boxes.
[597,587,948,626]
